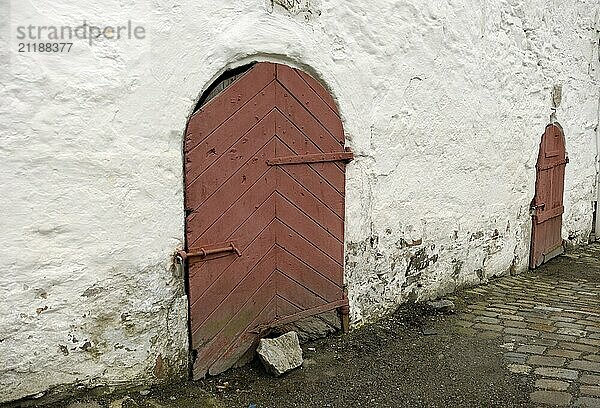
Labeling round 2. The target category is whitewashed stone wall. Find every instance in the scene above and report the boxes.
[1,0,598,403]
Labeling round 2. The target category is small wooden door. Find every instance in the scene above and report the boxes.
[530,123,568,269]
[596,129,600,240]
[183,62,350,378]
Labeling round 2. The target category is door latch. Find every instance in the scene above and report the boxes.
[177,242,242,263]
[530,203,545,216]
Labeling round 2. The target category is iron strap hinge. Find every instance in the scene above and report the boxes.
[535,205,565,224]
[537,157,568,171]
[267,150,354,166]
[248,298,349,333]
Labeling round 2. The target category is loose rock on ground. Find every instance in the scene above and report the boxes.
[256,331,303,377]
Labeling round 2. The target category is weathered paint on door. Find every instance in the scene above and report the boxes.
[530,123,568,269]
[183,62,350,378]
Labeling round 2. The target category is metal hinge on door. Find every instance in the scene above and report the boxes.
[267,148,354,166]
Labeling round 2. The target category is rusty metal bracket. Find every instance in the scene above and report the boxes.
[248,298,349,333]
[530,203,545,218]
[177,242,241,263]
[537,158,568,171]
[267,150,354,166]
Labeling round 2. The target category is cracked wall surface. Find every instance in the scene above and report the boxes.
[1,0,599,403]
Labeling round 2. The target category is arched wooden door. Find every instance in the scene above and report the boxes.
[182,62,351,378]
[530,123,568,269]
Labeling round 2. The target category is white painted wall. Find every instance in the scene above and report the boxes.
[1,0,599,402]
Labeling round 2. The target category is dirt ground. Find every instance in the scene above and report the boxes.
[201,304,532,408]
[42,302,531,408]
[13,243,600,408]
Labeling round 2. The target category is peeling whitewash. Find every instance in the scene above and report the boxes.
[1,0,599,403]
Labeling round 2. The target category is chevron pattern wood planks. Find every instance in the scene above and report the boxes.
[184,62,350,379]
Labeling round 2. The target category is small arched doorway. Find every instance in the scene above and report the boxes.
[181,62,351,378]
[530,123,568,269]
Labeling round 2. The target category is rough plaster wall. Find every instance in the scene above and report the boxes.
[341,1,600,324]
[0,0,598,402]
[0,0,190,402]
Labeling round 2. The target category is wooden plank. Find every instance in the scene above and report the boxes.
[536,205,565,224]
[190,230,276,336]
[294,69,339,116]
[186,62,276,151]
[188,195,276,304]
[185,82,276,186]
[202,70,250,107]
[277,149,345,218]
[276,295,301,318]
[276,193,343,260]
[193,172,277,247]
[193,279,276,379]
[538,159,567,171]
[207,297,277,376]
[274,110,345,194]
[186,139,276,240]
[276,221,343,282]
[275,271,328,311]
[186,112,275,207]
[276,171,343,240]
[276,64,343,139]
[267,297,345,329]
[277,247,343,302]
[191,249,277,346]
[274,82,343,151]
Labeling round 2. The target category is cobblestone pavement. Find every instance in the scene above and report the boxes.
[456,244,600,407]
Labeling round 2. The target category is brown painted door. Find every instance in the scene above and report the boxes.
[183,62,349,378]
[530,123,568,269]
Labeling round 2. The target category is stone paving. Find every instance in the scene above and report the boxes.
[456,245,600,407]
